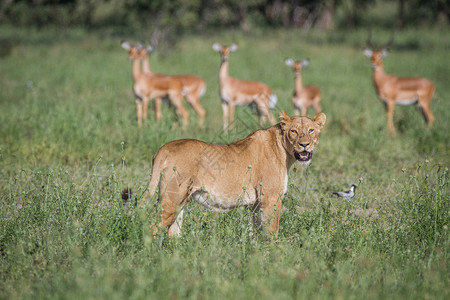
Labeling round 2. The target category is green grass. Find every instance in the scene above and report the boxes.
[0,25,449,299]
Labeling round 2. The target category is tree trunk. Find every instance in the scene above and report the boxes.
[316,0,335,30]
[396,0,405,28]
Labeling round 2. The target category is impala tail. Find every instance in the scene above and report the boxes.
[269,94,278,109]
[200,85,206,97]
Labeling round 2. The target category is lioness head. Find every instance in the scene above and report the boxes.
[279,110,326,165]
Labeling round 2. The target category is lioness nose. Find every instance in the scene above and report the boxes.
[299,142,309,147]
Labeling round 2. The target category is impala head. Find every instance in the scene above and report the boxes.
[121,41,143,61]
[285,58,310,77]
[364,30,394,70]
[212,43,238,62]
[138,45,154,59]
[279,110,326,165]
[363,49,389,69]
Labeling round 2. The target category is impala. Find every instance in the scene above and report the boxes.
[364,32,435,135]
[138,45,207,126]
[285,58,321,116]
[212,43,277,131]
[121,42,188,128]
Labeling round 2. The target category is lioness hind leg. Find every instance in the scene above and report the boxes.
[248,203,262,238]
[168,207,185,237]
[151,202,187,238]
[155,172,192,238]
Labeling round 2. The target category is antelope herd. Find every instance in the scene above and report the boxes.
[122,32,435,135]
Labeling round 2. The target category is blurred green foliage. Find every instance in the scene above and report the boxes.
[1,0,448,32]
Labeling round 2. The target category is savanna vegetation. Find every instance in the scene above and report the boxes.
[0,1,449,299]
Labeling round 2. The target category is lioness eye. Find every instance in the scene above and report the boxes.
[308,129,314,134]
[290,129,297,135]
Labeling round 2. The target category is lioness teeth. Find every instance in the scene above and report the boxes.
[294,151,311,161]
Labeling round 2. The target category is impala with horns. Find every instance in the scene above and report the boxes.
[212,43,277,131]
[121,42,188,129]
[364,32,435,135]
[285,58,321,117]
[138,45,207,127]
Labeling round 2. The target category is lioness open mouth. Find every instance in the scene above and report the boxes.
[294,150,312,161]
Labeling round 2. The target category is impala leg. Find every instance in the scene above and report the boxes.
[419,103,435,127]
[265,104,277,126]
[256,96,276,126]
[255,96,266,126]
[136,99,143,128]
[313,97,322,114]
[385,101,396,135]
[154,98,162,122]
[301,106,307,117]
[170,92,189,130]
[421,105,434,127]
[142,97,150,121]
[186,94,206,127]
[255,99,267,126]
[259,114,267,127]
[293,107,300,116]
[222,102,229,132]
[300,104,308,117]
[228,102,235,128]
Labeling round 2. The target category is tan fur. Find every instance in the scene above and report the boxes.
[364,49,435,135]
[139,111,326,239]
[213,43,277,131]
[121,42,189,128]
[285,58,321,116]
[139,47,207,127]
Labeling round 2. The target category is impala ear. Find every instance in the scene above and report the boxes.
[212,43,222,52]
[285,58,294,67]
[363,49,373,57]
[121,41,131,50]
[229,44,238,52]
[381,49,389,57]
[279,110,291,129]
[313,113,326,130]
[301,59,310,67]
[146,45,154,53]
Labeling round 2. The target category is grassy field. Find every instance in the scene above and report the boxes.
[0,25,449,299]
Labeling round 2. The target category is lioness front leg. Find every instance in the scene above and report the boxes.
[260,197,282,239]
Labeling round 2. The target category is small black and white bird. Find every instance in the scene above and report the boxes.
[332,184,357,200]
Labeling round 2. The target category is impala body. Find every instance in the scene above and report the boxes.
[121,42,188,128]
[213,43,277,131]
[139,46,206,126]
[285,58,321,116]
[364,34,435,135]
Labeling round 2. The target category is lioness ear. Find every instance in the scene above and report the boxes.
[313,113,326,130]
[279,110,291,128]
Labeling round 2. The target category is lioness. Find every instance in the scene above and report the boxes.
[140,111,326,239]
